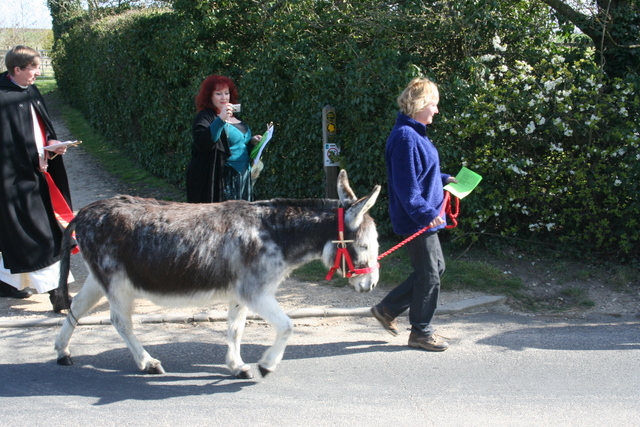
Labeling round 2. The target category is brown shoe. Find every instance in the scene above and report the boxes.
[408,332,449,352]
[371,305,399,336]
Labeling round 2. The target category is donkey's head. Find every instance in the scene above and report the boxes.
[322,170,381,292]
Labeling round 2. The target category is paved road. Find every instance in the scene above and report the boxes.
[0,312,638,426]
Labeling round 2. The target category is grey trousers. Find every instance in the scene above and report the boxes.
[378,231,445,336]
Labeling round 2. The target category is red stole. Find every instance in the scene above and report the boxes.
[35,110,79,254]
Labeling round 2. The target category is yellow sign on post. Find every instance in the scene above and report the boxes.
[323,105,340,198]
[323,108,339,167]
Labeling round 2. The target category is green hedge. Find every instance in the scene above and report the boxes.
[51,0,640,258]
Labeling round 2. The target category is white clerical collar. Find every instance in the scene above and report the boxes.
[8,75,29,89]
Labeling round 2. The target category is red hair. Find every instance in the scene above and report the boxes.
[195,75,239,112]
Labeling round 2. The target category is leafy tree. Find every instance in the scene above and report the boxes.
[48,0,84,40]
[540,0,640,77]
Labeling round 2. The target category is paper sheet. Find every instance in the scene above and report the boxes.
[444,166,483,199]
[44,140,82,151]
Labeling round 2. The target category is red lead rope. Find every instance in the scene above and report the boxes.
[325,191,459,281]
[376,190,459,261]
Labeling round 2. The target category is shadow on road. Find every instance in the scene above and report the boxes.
[476,322,640,351]
[0,339,401,405]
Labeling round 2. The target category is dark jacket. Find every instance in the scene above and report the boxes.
[385,112,451,236]
[186,108,231,203]
[0,71,72,273]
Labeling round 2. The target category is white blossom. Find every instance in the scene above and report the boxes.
[543,80,557,92]
[550,143,563,152]
[515,60,533,72]
[493,35,507,52]
[525,121,536,134]
[509,165,528,175]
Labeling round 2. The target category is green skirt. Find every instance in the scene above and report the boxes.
[222,165,253,201]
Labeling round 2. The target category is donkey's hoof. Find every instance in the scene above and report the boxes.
[147,363,165,375]
[236,369,254,380]
[57,355,73,366]
[258,365,273,378]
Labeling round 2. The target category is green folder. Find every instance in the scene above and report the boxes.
[444,167,482,199]
[250,123,274,163]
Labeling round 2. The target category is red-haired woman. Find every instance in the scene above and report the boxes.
[186,75,261,203]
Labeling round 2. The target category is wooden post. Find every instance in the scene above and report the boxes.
[323,104,340,199]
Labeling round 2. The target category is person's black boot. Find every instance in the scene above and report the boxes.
[49,289,72,313]
[0,281,32,299]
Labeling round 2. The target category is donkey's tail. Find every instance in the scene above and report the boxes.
[56,219,77,310]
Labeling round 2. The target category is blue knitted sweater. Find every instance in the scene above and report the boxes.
[385,112,451,235]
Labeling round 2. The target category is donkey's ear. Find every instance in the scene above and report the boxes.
[337,169,358,206]
[345,184,381,229]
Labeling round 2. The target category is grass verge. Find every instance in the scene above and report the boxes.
[41,80,184,201]
[291,238,525,299]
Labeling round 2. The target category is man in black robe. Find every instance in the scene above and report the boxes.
[0,46,72,312]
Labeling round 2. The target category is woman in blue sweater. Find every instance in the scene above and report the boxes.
[372,77,457,352]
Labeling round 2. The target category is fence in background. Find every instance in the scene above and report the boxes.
[37,49,54,77]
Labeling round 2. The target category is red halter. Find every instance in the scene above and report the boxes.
[325,208,380,281]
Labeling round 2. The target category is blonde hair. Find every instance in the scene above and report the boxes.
[397,77,439,118]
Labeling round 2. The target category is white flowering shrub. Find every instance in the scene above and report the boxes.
[437,41,640,258]
[51,0,638,258]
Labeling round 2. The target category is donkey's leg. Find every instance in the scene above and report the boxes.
[108,278,164,374]
[225,301,253,379]
[55,273,106,366]
[248,294,293,377]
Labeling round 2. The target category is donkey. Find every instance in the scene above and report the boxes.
[54,170,380,378]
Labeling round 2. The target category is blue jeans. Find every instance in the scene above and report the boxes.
[378,231,445,336]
